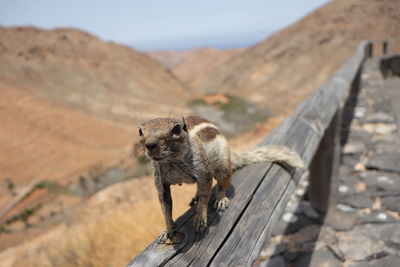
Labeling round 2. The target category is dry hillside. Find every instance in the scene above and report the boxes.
[0,80,133,205]
[0,27,190,253]
[172,47,244,90]
[0,26,190,189]
[189,0,400,113]
[146,49,196,69]
[148,48,244,91]
[0,27,189,124]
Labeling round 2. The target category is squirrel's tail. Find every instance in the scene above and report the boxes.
[230,146,304,171]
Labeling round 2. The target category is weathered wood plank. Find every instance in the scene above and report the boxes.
[309,109,342,213]
[128,163,273,266]
[210,165,292,266]
[164,163,272,266]
[128,209,194,266]
[210,113,323,266]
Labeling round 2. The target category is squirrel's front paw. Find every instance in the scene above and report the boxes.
[158,230,182,244]
[193,214,207,232]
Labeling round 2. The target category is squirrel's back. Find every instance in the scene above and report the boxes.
[184,116,304,172]
[185,116,230,173]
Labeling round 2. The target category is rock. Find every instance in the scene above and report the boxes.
[259,255,286,267]
[354,181,367,192]
[343,142,366,154]
[348,261,370,267]
[336,232,388,261]
[289,224,321,244]
[282,212,298,223]
[267,256,287,267]
[273,214,314,235]
[294,188,306,197]
[366,152,400,172]
[285,215,315,235]
[354,107,367,118]
[351,223,400,252]
[293,251,341,267]
[343,194,374,209]
[297,201,320,220]
[339,173,362,189]
[259,243,286,259]
[317,226,336,247]
[361,210,398,224]
[366,112,395,123]
[342,154,361,167]
[372,132,400,144]
[336,203,356,213]
[346,129,372,144]
[375,124,397,135]
[363,123,396,135]
[354,162,367,172]
[362,171,400,194]
[299,178,309,188]
[374,255,400,266]
[284,200,300,213]
[382,196,400,212]
[327,245,345,261]
[373,141,400,154]
[338,184,350,194]
[371,96,392,114]
[339,165,354,177]
[283,251,299,262]
[348,254,400,267]
[325,211,357,231]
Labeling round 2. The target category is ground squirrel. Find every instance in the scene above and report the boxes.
[138,115,304,244]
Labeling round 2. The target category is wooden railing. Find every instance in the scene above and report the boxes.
[128,40,396,266]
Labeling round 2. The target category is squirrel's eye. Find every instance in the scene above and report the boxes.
[139,128,143,137]
[171,124,181,136]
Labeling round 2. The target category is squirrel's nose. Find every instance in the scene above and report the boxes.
[145,143,158,150]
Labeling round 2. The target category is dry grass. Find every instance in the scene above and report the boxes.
[2,177,196,267]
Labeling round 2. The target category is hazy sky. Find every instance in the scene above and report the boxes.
[0,0,331,50]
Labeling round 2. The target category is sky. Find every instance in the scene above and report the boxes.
[0,0,331,51]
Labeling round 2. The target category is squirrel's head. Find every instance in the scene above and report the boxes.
[138,117,189,162]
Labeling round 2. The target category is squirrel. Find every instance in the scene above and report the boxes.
[138,115,304,244]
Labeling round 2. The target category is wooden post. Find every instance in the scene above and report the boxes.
[308,109,342,213]
[383,41,388,55]
[365,42,373,58]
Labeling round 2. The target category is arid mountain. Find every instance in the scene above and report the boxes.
[0,26,191,185]
[0,27,190,234]
[0,80,133,200]
[146,49,196,69]
[172,47,244,91]
[148,47,243,91]
[188,0,400,113]
[0,27,189,124]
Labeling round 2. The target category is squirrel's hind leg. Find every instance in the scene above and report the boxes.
[213,164,232,212]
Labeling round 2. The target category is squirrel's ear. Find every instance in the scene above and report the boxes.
[180,117,187,132]
[138,124,144,137]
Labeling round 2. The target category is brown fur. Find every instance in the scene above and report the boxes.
[197,127,221,142]
[138,115,304,244]
[184,116,209,130]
